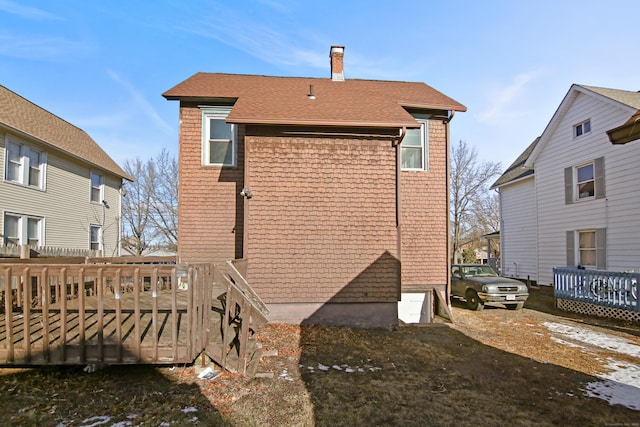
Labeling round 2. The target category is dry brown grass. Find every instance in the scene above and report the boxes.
[0,287,638,426]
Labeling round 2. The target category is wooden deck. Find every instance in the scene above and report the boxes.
[0,258,269,374]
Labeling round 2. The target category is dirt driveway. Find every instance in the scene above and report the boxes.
[449,286,640,410]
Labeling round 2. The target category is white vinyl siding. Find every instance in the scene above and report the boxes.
[0,130,122,256]
[498,177,538,281]
[533,92,639,284]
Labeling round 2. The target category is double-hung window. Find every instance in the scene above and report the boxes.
[564,157,605,204]
[202,107,236,166]
[89,224,102,251]
[90,171,104,203]
[3,213,43,246]
[4,138,46,189]
[566,228,606,269]
[401,114,429,170]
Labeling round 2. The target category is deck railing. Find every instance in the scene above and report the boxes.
[553,267,639,312]
[0,257,269,375]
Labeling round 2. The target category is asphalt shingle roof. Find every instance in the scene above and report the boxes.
[490,137,539,189]
[0,85,131,180]
[581,85,640,109]
[163,73,466,128]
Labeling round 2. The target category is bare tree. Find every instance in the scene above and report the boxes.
[121,149,178,254]
[450,140,501,263]
[146,149,178,250]
[122,158,152,255]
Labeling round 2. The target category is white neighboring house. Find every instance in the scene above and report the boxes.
[491,84,640,285]
[0,85,132,256]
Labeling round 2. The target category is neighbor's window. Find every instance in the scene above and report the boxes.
[89,224,102,251]
[4,138,46,189]
[90,171,104,203]
[202,107,236,166]
[576,162,595,199]
[566,228,606,269]
[574,119,591,137]
[564,157,605,204]
[401,114,429,170]
[3,213,43,246]
[578,230,596,267]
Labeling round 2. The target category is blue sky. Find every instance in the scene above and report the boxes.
[1,0,639,170]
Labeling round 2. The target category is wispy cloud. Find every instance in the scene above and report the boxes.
[0,0,62,21]
[477,70,544,122]
[0,31,87,60]
[106,69,174,133]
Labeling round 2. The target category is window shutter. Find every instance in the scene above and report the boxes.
[566,231,575,266]
[564,167,573,204]
[594,157,605,199]
[596,228,606,269]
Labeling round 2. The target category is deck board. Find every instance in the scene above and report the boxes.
[0,287,219,365]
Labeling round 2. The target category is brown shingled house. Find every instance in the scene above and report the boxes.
[164,46,466,328]
[0,85,131,256]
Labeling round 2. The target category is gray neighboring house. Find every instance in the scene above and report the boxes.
[492,84,640,285]
[0,85,131,256]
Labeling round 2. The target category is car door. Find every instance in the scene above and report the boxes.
[451,266,464,297]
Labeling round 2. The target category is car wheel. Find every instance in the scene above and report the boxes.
[465,290,484,311]
[506,302,524,310]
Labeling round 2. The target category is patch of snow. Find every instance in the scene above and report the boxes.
[543,322,640,358]
[318,364,329,371]
[549,336,586,349]
[182,407,198,413]
[332,365,342,371]
[545,321,640,411]
[78,416,111,427]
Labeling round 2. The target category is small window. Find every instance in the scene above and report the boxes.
[89,224,102,251]
[3,213,43,246]
[401,114,429,170]
[90,172,104,203]
[576,162,594,199]
[4,138,46,189]
[202,107,236,166]
[574,120,591,137]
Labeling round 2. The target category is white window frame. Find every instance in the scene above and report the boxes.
[574,119,591,138]
[89,224,102,251]
[401,114,429,171]
[201,107,236,167]
[577,230,596,268]
[575,161,595,200]
[3,212,44,247]
[4,137,46,190]
[90,171,104,203]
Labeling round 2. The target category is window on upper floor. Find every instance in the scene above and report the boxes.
[3,213,43,247]
[564,157,605,204]
[90,171,104,203]
[202,107,236,167]
[4,138,46,189]
[89,224,102,251]
[401,114,429,171]
[574,119,591,138]
[566,228,606,269]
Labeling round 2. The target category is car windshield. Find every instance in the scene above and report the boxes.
[461,266,498,277]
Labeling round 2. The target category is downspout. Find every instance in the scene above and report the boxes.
[393,127,407,301]
[444,111,455,306]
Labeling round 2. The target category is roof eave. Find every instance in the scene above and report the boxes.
[607,117,640,145]
[0,122,132,181]
[226,117,422,128]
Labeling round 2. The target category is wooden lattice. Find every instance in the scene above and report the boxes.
[557,298,640,323]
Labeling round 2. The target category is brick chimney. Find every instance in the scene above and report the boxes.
[330,46,345,81]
